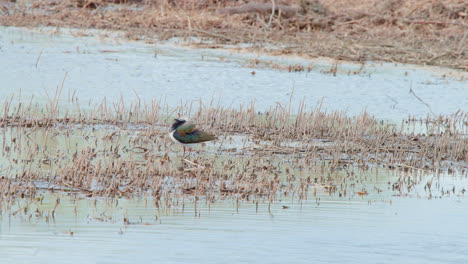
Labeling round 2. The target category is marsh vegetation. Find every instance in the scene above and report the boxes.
[0,3,466,260]
[1,96,466,217]
[1,0,466,69]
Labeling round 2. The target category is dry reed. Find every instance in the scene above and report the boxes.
[0,0,466,69]
[0,95,466,216]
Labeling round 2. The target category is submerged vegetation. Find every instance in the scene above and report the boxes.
[0,94,466,216]
[1,2,467,260]
[0,7,466,215]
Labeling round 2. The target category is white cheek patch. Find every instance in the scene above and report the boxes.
[169,131,180,144]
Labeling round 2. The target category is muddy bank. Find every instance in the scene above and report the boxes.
[1,0,466,69]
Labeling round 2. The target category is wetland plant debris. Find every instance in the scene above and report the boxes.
[0,0,466,69]
[0,96,466,216]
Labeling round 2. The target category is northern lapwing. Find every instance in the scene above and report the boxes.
[168,118,216,155]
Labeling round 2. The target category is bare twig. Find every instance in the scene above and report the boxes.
[35,49,44,68]
[267,0,276,28]
[218,2,300,17]
[192,28,242,42]
[409,86,435,116]
[183,158,205,169]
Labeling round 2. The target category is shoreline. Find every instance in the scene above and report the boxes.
[1,0,466,70]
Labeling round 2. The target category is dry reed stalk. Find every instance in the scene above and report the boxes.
[0,95,466,217]
[1,0,467,68]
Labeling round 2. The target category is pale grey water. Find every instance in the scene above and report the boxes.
[0,27,466,121]
[0,26,468,263]
[2,196,468,264]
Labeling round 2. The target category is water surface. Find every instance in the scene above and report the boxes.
[2,194,468,264]
[0,26,467,264]
[0,27,466,121]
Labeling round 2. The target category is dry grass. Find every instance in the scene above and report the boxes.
[0,96,466,214]
[1,0,466,69]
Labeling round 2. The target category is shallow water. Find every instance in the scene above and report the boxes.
[2,194,468,264]
[0,27,466,121]
[1,26,468,263]
[1,130,466,264]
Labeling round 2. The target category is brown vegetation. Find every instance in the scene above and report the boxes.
[1,0,466,69]
[0,97,466,213]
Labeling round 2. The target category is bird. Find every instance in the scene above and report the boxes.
[168,118,216,155]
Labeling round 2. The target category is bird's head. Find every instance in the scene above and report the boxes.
[170,118,186,131]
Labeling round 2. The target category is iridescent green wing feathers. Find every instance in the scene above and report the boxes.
[174,123,216,144]
[175,122,196,137]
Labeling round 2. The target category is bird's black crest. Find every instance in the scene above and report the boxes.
[170,118,186,131]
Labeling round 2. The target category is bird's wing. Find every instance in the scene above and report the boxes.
[175,122,196,137]
[192,130,217,142]
[177,130,217,144]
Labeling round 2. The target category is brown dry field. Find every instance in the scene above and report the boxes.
[0,0,467,69]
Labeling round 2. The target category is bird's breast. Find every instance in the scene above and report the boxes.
[169,131,181,144]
